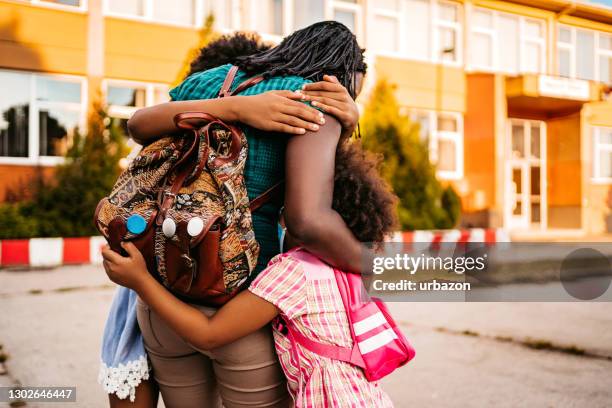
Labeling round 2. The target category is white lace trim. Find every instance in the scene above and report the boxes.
[98,355,150,402]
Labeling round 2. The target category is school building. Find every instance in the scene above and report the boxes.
[0,0,611,237]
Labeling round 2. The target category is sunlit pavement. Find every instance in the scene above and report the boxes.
[1,265,611,407]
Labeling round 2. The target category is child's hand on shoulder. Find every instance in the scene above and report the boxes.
[101,242,150,291]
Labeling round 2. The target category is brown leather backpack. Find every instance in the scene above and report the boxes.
[94,66,282,306]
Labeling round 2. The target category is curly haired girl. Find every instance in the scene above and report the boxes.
[102,138,399,407]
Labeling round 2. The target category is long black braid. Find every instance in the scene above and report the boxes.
[235,21,367,100]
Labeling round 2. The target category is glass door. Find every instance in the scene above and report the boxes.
[506,119,547,230]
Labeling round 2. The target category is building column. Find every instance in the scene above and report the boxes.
[86,0,104,114]
[493,74,508,229]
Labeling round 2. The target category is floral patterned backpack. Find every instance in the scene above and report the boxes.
[94,66,282,305]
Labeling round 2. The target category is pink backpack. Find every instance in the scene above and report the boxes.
[275,251,416,382]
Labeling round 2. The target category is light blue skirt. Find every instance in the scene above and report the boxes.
[98,286,150,402]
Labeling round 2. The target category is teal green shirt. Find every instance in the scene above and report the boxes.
[170,64,312,274]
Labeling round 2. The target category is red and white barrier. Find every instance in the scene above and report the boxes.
[0,236,107,268]
[0,229,509,268]
[387,228,510,244]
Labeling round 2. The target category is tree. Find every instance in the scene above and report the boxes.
[360,79,461,230]
[0,100,128,238]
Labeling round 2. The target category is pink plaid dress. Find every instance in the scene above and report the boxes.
[249,249,394,408]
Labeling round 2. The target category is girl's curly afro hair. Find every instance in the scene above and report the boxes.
[186,32,272,78]
[332,141,398,244]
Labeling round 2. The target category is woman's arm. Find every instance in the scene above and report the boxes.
[101,243,278,350]
[127,91,324,145]
[283,114,368,274]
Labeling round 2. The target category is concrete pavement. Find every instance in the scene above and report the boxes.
[1,265,611,407]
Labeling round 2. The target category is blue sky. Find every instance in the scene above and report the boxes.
[588,0,612,6]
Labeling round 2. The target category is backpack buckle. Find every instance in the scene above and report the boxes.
[162,191,176,200]
[156,190,177,225]
[160,190,177,208]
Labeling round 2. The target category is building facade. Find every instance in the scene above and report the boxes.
[0,0,611,236]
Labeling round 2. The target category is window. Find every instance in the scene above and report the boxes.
[293,0,325,31]
[577,30,596,81]
[332,0,361,34]
[294,0,360,35]
[470,9,494,67]
[40,0,82,5]
[25,0,86,10]
[557,25,612,84]
[408,109,464,179]
[250,0,284,36]
[37,77,82,157]
[522,19,545,73]
[153,0,196,26]
[107,0,145,16]
[558,26,572,77]
[369,0,461,65]
[250,1,362,40]
[207,0,236,30]
[105,0,201,27]
[0,70,85,164]
[599,33,612,84]
[499,15,520,73]
[593,127,612,182]
[0,72,30,158]
[370,1,400,54]
[469,8,545,74]
[104,80,169,139]
[435,1,461,63]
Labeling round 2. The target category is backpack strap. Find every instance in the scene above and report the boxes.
[219,65,280,212]
[174,112,220,130]
[218,65,264,98]
[232,75,265,95]
[249,181,284,212]
[275,316,365,368]
[218,65,239,98]
[155,131,202,225]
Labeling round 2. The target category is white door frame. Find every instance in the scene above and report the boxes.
[504,118,548,230]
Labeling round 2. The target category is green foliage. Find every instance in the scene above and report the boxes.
[440,185,461,229]
[0,203,39,238]
[360,79,461,230]
[0,102,128,239]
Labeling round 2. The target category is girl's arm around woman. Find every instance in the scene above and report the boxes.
[101,242,279,350]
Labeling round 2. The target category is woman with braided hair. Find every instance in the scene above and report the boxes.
[102,22,373,407]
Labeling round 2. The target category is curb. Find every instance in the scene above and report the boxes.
[0,229,510,268]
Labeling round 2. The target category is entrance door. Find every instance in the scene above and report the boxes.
[506,119,547,230]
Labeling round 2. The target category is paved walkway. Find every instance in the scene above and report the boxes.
[1,265,611,407]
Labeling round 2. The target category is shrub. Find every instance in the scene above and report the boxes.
[360,79,461,230]
[440,185,462,229]
[0,203,40,238]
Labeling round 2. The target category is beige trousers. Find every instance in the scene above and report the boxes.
[136,297,290,408]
